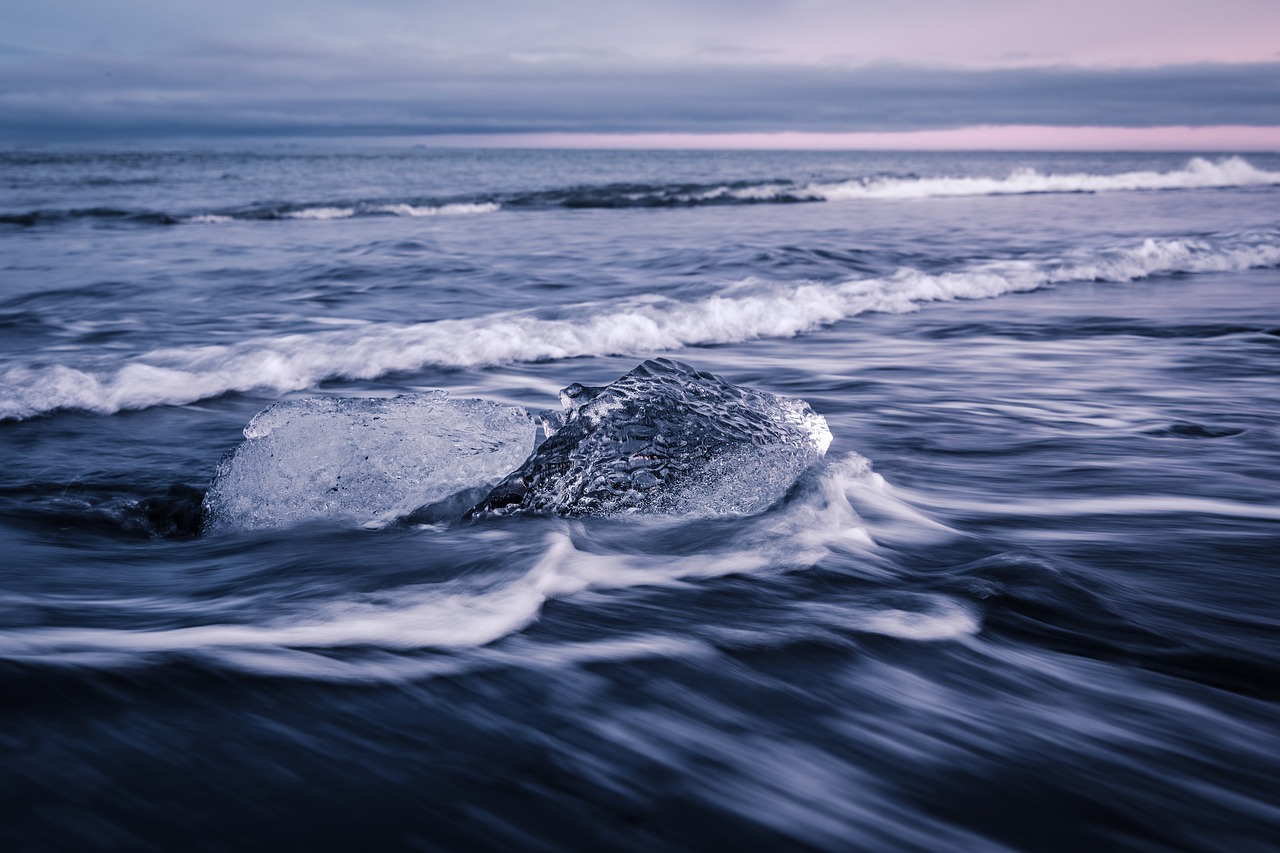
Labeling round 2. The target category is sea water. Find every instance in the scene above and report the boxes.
[1,148,1278,850]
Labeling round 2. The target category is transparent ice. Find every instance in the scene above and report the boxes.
[203,394,535,532]
[468,359,832,519]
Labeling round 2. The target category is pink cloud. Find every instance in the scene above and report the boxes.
[409,126,1280,151]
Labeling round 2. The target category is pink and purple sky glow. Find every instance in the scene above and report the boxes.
[2,0,1278,147]
[408,126,1280,152]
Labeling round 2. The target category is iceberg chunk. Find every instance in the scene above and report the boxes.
[467,358,831,519]
[203,393,535,532]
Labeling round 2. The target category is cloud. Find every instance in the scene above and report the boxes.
[4,0,1280,141]
[2,46,1279,141]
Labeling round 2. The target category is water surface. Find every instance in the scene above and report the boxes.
[2,148,1279,851]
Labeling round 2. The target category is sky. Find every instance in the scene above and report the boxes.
[2,0,1279,148]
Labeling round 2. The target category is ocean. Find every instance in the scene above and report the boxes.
[1,147,1278,851]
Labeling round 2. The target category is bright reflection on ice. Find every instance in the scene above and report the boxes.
[202,393,535,532]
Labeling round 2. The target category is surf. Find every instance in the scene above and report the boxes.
[3,229,1279,420]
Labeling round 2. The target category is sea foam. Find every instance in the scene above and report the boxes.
[16,158,1276,231]
[0,452,973,679]
[375,202,500,217]
[183,202,501,224]
[810,157,1280,200]
[3,231,1278,419]
[285,207,357,220]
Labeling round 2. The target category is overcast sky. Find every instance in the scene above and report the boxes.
[3,0,1279,145]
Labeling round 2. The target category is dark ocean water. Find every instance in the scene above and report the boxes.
[1,148,1279,851]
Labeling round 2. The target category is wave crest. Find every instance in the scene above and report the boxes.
[7,158,1277,230]
[811,156,1280,200]
[3,232,1278,419]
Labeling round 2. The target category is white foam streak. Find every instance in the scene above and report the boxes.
[285,207,356,220]
[376,202,499,217]
[0,583,540,655]
[691,183,812,203]
[811,157,1280,200]
[1045,236,1280,282]
[181,203,499,224]
[4,232,1277,420]
[0,526,808,663]
[202,634,715,682]
[0,453,973,676]
[800,598,981,642]
[910,492,1280,522]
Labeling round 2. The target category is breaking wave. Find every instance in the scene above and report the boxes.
[235,201,501,222]
[371,202,500,217]
[272,202,500,221]
[3,158,1276,228]
[0,201,502,228]
[808,156,1280,200]
[3,231,1278,420]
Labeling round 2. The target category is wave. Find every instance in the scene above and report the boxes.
[0,200,503,228]
[809,156,1280,200]
[0,208,180,227]
[284,206,356,220]
[178,159,1280,213]
[372,202,500,217]
[4,158,1276,229]
[500,180,813,209]
[0,454,975,680]
[228,201,501,222]
[3,230,1277,420]
[182,186,801,221]
[275,203,500,221]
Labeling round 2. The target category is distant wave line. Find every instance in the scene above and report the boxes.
[807,156,1280,200]
[3,157,1277,229]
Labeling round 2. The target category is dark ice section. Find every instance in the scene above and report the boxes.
[469,359,831,519]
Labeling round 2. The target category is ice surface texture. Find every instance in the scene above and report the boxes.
[467,358,832,519]
[203,394,535,532]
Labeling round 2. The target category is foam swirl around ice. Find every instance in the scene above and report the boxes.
[0,449,974,678]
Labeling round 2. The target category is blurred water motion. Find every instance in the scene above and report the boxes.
[1,149,1278,850]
